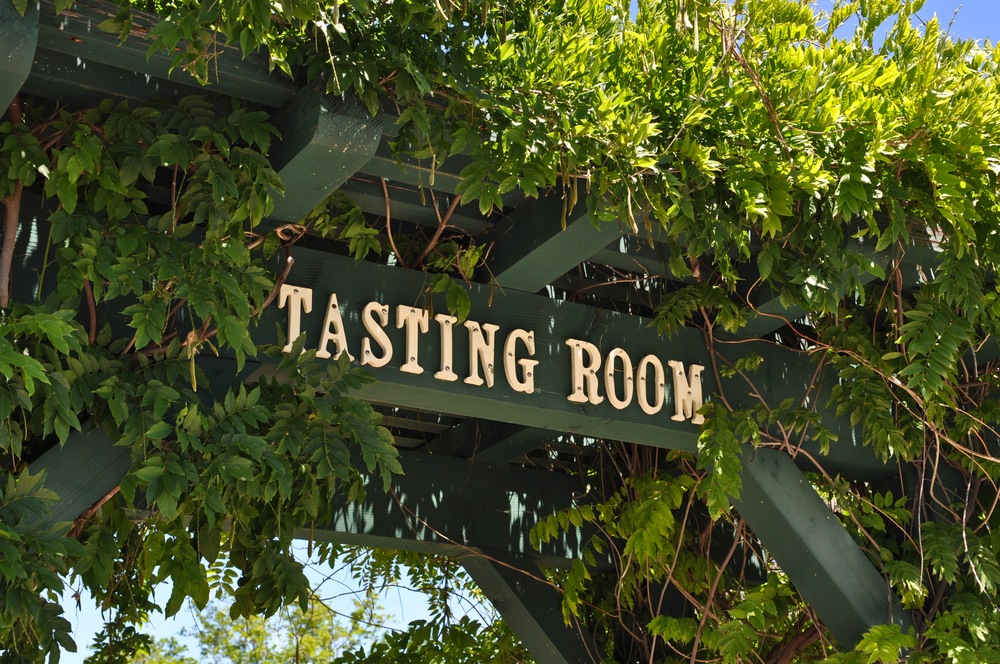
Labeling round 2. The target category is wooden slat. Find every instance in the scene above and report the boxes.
[34,0,297,108]
[268,79,383,223]
[460,549,600,664]
[481,192,623,293]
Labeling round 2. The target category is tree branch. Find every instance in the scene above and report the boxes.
[411,191,461,269]
[383,177,408,269]
[68,484,121,540]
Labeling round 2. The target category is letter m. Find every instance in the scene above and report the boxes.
[667,361,705,425]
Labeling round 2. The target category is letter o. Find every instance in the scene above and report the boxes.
[604,348,633,410]
[637,355,665,415]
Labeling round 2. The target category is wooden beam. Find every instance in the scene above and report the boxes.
[268,80,383,223]
[258,247,895,480]
[313,450,599,569]
[28,423,600,568]
[428,418,555,462]
[1,0,38,112]
[730,447,910,649]
[339,177,493,235]
[34,0,296,108]
[588,235,670,277]
[29,426,131,524]
[459,549,600,664]
[481,193,623,293]
[24,48,218,108]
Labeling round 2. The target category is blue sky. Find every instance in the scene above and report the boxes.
[59,0,1000,660]
[814,0,998,42]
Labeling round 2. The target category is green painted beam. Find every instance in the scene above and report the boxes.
[427,418,555,462]
[28,426,131,524]
[24,48,210,108]
[480,193,623,293]
[588,235,671,277]
[459,549,600,664]
[730,447,910,649]
[28,414,600,568]
[258,248,895,480]
[0,0,38,112]
[268,80,383,223]
[312,450,600,569]
[34,0,297,108]
[339,177,493,235]
[358,121,525,209]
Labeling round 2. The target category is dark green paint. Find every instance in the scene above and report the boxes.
[428,417,556,463]
[312,450,601,569]
[459,549,600,664]
[269,81,383,223]
[29,426,131,524]
[34,0,296,108]
[481,193,623,293]
[731,447,910,649]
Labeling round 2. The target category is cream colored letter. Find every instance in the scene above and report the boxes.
[604,348,633,410]
[360,302,392,368]
[464,321,500,387]
[434,314,459,382]
[278,285,313,354]
[637,355,665,415]
[504,329,538,394]
[396,306,429,374]
[566,339,604,405]
[316,294,353,360]
[667,361,705,424]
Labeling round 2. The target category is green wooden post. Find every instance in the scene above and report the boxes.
[459,549,601,664]
[0,0,37,113]
[730,447,910,649]
[268,79,383,223]
[482,193,623,293]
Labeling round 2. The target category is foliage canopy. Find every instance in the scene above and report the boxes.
[3,0,1000,662]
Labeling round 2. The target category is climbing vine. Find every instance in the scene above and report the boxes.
[3,0,1000,662]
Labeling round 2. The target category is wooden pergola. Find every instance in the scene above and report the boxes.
[3,2,928,662]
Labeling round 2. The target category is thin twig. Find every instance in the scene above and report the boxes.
[383,177,407,268]
[689,520,744,664]
[411,191,462,269]
[68,484,121,539]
